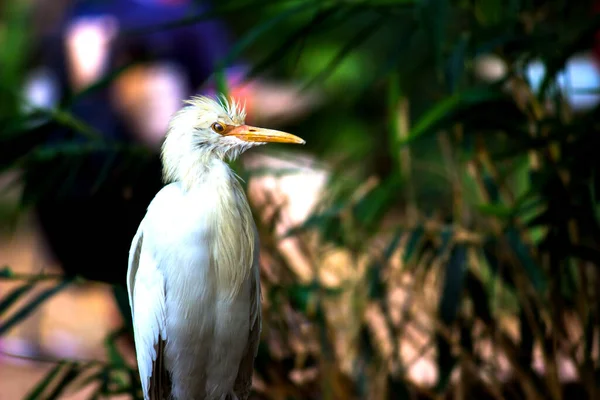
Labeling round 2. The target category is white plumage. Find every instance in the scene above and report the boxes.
[127,95,304,400]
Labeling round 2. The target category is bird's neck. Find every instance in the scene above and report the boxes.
[178,157,256,298]
[165,148,219,190]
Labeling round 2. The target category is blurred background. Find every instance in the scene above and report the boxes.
[1,0,600,399]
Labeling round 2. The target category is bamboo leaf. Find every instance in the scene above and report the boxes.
[403,225,425,264]
[435,244,467,391]
[477,203,513,219]
[303,12,388,89]
[367,263,386,300]
[44,362,83,400]
[247,6,341,79]
[439,244,467,325]
[0,282,35,314]
[505,228,546,291]
[112,285,133,333]
[435,332,455,392]
[384,227,405,261]
[0,266,13,278]
[466,271,493,325]
[401,88,506,145]
[105,327,128,367]
[218,2,319,70]
[352,174,403,230]
[24,362,68,400]
[445,33,469,94]
[418,0,449,77]
[0,279,73,335]
[518,307,534,367]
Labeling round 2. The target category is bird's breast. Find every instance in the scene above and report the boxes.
[142,179,257,398]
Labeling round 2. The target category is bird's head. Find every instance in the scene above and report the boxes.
[161,95,305,184]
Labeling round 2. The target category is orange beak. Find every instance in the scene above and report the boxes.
[225,125,305,144]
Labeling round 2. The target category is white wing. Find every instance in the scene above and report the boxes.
[233,223,262,399]
[127,221,170,400]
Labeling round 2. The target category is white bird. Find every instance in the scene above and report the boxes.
[126,95,305,400]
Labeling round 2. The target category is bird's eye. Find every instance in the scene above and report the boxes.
[211,122,225,134]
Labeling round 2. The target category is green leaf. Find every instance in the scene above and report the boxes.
[287,282,318,314]
[0,266,13,278]
[0,279,73,335]
[303,12,388,89]
[384,227,405,261]
[439,244,467,325]
[477,203,513,219]
[352,174,403,230]
[505,228,546,292]
[0,282,35,314]
[105,327,128,367]
[386,375,412,399]
[128,368,143,400]
[435,244,467,391]
[445,33,469,94]
[287,282,338,323]
[367,264,386,300]
[248,6,341,80]
[465,271,493,325]
[24,362,68,400]
[435,332,455,392]
[403,225,424,264]
[218,1,319,69]
[112,285,133,333]
[474,0,507,26]
[418,0,449,77]
[518,307,534,367]
[43,362,83,400]
[401,88,506,145]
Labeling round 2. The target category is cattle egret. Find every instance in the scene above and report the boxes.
[127,95,305,400]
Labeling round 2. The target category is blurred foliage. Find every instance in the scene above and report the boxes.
[1,0,600,399]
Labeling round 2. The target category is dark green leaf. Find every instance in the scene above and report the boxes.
[44,362,82,400]
[287,282,318,314]
[518,307,534,367]
[0,279,73,335]
[403,225,425,264]
[445,33,469,94]
[0,266,13,278]
[435,244,466,392]
[304,13,388,89]
[218,2,319,69]
[112,285,133,333]
[418,0,449,77]
[0,282,35,314]
[367,264,386,300]
[384,227,405,261]
[24,362,68,400]
[352,174,403,230]
[505,228,546,291]
[401,88,506,145]
[105,327,128,367]
[435,332,456,392]
[386,375,412,399]
[465,271,493,325]
[439,244,467,324]
[247,6,341,79]
[477,203,513,219]
[128,368,143,400]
